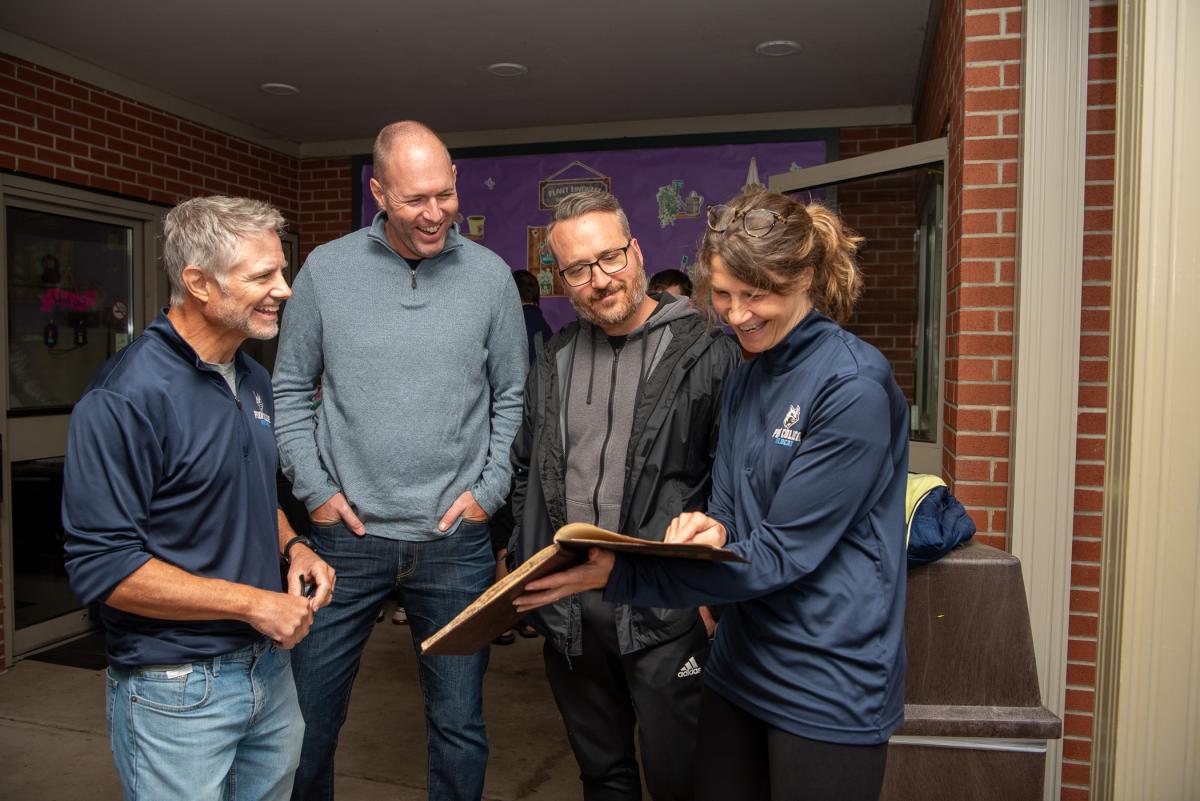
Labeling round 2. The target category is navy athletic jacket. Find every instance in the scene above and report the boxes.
[62,311,282,668]
[606,310,909,744]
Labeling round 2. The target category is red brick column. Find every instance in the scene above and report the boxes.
[1060,3,1118,798]
[944,1,1022,550]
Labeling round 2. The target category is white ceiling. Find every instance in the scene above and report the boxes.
[0,0,933,147]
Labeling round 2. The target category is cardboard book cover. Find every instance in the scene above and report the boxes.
[420,523,748,656]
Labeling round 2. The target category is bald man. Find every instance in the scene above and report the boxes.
[273,121,526,801]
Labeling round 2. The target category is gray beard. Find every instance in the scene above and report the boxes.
[569,270,648,327]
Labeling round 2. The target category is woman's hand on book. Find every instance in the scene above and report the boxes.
[665,512,727,548]
[513,547,615,613]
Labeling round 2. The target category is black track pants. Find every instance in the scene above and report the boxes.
[543,590,709,801]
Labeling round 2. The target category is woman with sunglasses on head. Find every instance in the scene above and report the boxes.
[516,189,909,801]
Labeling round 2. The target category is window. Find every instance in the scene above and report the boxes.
[769,139,947,472]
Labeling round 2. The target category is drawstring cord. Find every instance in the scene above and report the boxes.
[586,324,597,405]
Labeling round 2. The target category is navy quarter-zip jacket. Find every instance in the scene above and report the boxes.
[606,311,909,744]
[63,311,282,668]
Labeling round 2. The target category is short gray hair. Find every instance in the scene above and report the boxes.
[545,190,630,249]
[163,196,285,306]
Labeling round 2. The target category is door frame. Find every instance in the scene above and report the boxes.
[0,175,166,665]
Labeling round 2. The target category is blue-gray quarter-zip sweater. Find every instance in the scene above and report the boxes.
[272,213,527,540]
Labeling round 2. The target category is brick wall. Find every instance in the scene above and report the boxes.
[297,158,354,261]
[1060,4,1117,798]
[0,53,359,261]
[0,56,300,218]
[835,126,920,403]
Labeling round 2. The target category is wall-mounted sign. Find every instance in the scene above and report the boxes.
[538,161,611,210]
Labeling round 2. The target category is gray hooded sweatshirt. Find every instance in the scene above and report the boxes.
[272,214,527,541]
[564,297,695,531]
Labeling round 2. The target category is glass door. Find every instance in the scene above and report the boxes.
[1,177,162,659]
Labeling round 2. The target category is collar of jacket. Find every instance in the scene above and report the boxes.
[147,308,253,379]
[758,309,839,376]
[366,209,465,263]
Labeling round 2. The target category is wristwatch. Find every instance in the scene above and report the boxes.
[282,534,317,564]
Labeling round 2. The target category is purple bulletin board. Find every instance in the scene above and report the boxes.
[355,134,832,331]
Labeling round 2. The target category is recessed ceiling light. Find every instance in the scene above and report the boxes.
[486,62,528,78]
[754,40,801,57]
[260,82,300,96]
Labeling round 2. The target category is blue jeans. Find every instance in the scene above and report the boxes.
[106,638,304,801]
[290,519,493,801]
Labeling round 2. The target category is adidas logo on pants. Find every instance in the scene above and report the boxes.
[677,656,702,678]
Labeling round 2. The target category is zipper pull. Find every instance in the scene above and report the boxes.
[411,266,417,290]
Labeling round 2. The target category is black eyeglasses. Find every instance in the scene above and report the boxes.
[558,240,633,287]
[706,205,791,238]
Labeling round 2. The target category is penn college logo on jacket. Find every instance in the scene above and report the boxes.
[253,392,272,427]
[772,404,803,447]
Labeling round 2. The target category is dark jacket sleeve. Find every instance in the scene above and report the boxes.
[606,375,892,607]
[62,390,161,606]
[506,352,539,567]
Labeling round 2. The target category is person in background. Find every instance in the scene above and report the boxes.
[517,189,909,801]
[272,121,527,801]
[648,267,693,299]
[513,269,554,361]
[375,587,406,626]
[62,195,335,801]
[509,190,739,801]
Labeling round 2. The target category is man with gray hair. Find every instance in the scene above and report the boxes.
[508,190,739,800]
[62,195,335,800]
[273,121,526,801]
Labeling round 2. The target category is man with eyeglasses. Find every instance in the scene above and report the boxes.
[507,190,740,801]
[272,120,526,801]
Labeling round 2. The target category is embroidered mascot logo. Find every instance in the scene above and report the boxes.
[253,392,272,427]
[772,404,803,447]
